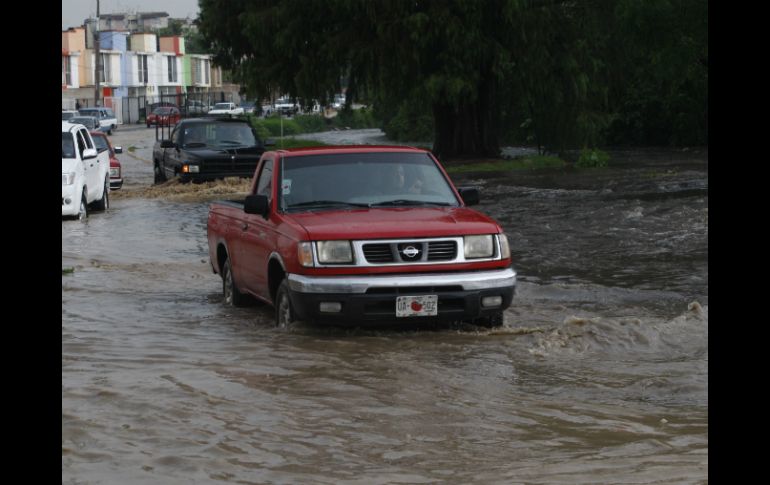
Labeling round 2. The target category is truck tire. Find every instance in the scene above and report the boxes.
[77,190,88,221]
[275,279,297,328]
[222,258,246,307]
[154,161,167,184]
[91,177,109,211]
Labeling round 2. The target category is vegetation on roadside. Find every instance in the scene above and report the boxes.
[62,267,75,275]
[575,148,610,168]
[247,108,380,140]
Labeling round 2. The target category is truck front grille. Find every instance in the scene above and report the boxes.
[361,240,458,264]
[200,158,260,175]
[363,244,393,263]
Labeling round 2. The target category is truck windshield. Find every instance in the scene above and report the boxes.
[182,122,257,148]
[280,152,460,212]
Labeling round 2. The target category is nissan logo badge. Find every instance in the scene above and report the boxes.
[403,246,419,258]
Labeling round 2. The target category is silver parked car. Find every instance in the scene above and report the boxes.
[69,116,101,131]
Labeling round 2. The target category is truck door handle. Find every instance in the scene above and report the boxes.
[241,223,248,231]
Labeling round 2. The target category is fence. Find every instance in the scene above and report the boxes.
[69,92,235,125]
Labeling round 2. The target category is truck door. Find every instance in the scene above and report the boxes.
[236,157,275,299]
[77,129,100,201]
[163,125,182,178]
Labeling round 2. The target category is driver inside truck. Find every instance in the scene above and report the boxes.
[184,126,206,146]
[384,163,423,194]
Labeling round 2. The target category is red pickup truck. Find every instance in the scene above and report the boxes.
[206,145,516,327]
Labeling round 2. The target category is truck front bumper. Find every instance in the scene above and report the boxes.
[287,267,516,325]
[62,186,78,216]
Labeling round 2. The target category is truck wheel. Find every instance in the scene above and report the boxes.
[91,178,109,211]
[77,190,88,221]
[154,162,167,184]
[275,280,296,328]
[222,258,246,307]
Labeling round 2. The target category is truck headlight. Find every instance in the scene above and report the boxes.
[181,163,199,173]
[464,235,494,258]
[62,172,76,186]
[316,241,353,264]
[110,167,120,178]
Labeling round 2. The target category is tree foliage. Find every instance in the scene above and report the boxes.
[198,0,707,158]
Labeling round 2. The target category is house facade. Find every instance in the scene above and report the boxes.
[61,25,227,120]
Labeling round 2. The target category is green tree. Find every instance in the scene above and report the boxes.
[199,0,530,158]
[156,18,185,37]
[198,0,707,157]
[605,0,708,146]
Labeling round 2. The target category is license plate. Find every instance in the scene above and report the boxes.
[396,295,438,317]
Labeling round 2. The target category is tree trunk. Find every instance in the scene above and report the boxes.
[431,76,500,160]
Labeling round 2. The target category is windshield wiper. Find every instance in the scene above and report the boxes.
[184,142,207,148]
[289,200,371,210]
[371,199,452,207]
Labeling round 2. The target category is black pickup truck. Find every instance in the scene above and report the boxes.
[153,117,269,183]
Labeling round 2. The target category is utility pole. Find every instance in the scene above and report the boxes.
[94,0,101,106]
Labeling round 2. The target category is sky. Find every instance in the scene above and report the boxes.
[62,0,200,30]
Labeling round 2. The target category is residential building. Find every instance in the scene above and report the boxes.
[62,26,230,121]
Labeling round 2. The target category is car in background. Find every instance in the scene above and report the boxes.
[274,97,298,116]
[240,101,256,114]
[70,116,101,131]
[208,102,244,116]
[332,93,346,109]
[147,106,182,127]
[62,110,79,121]
[90,130,124,190]
[181,100,209,116]
[78,107,118,134]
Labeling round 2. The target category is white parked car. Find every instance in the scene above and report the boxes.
[274,97,298,116]
[207,102,244,116]
[62,121,111,220]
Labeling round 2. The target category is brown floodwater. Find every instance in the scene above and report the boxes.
[63,126,707,484]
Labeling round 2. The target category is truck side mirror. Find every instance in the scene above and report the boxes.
[244,194,270,218]
[82,147,98,159]
[457,187,480,206]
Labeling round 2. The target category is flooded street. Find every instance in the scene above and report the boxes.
[63,126,707,484]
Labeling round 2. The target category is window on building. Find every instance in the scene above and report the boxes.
[138,54,148,84]
[167,57,177,83]
[204,59,210,85]
[194,58,202,84]
[62,57,71,86]
[99,53,112,83]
